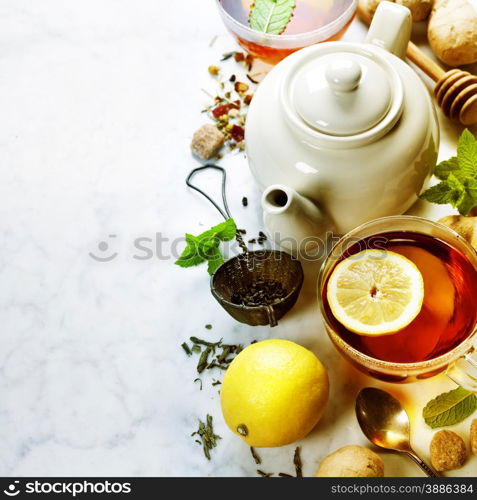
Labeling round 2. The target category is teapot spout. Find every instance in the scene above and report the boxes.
[365,2,412,59]
[261,185,329,256]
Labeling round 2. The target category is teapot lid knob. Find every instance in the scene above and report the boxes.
[325,59,361,92]
[291,52,394,137]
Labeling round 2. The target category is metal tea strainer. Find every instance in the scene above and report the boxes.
[186,164,304,327]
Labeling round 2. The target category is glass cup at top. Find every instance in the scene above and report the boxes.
[216,0,358,65]
[319,216,477,391]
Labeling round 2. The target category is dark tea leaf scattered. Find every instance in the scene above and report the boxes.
[181,342,192,356]
[250,446,261,465]
[191,414,221,460]
[193,378,203,391]
[231,279,287,306]
[182,336,244,385]
[294,446,303,477]
[257,470,273,477]
[253,446,304,478]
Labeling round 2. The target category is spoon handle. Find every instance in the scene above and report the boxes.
[405,451,440,477]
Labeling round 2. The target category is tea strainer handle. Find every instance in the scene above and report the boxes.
[186,164,232,221]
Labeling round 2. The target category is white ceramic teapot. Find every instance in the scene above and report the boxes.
[245,2,439,254]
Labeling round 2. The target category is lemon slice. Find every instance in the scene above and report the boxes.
[327,249,424,336]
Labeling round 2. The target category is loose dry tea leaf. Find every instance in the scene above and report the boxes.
[221,51,237,61]
[250,446,261,465]
[191,414,221,460]
[194,378,203,390]
[185,336,244,385]
[294,447,303,477]
[181,342,192,356]
[231,279,287,306]
[257,470,273,477]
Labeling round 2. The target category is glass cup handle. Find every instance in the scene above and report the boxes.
[446,348,477,393]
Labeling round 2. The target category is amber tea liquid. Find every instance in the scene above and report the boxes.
[322,231,477,364]
[219,0,356,64]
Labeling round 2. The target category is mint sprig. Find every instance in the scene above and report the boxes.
[422,387,477,429]
[421,129,477,215]
[249,0,296,35]
[175,218,236,275]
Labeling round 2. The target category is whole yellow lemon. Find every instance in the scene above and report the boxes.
[220,339,329,447]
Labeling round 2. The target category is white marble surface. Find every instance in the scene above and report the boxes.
[1,0,476,477]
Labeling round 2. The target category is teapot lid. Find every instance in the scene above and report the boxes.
[289,49,400,137]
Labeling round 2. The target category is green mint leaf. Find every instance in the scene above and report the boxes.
[175,234,206,268]
[422,129,477,214]
[420,181,455,205]
[447,173,466,203]
[250,0,296,35]
[457,128,477,179]
[215,218,236,241]
[175,219,235,273]
[423,387,477,428]
[420,174,466,209]
[200,236,219,253]
[457,177,477,215]
[196,219,236,244]
[434,157,459,180]
[206,247,225,275]
[456,192,475,215]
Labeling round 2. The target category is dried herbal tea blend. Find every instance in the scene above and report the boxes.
[201,51,257,159]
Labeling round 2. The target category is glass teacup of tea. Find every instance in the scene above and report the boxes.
[319,216,477,390]
[216,0,358,65]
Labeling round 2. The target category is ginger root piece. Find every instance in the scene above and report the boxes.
[430,430,467,472]
[428,0,477,66]
[471,419,477,454]
[315,445,384,477]
[438,215,477,250]
[190,124,225,160]
[359,0,432,21]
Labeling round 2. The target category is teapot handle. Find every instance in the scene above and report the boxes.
[365,1,412,59]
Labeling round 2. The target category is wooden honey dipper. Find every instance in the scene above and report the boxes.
[357,3,477,125]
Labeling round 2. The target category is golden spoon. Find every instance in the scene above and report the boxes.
[356,387,440,477]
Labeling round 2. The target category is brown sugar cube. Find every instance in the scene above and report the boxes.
[471,420,477,454]
[430,430,467,471]
[190,124,225,160]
